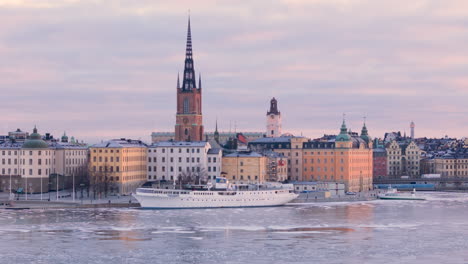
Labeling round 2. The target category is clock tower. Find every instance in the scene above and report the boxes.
[266,97,282,137]
[175,17,204,142]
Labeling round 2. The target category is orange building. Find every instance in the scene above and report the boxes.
[302,121,373,192]
[249,121,373,192]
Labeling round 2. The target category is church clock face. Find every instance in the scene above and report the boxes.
[183,117,189,124]
[270,114,275,119]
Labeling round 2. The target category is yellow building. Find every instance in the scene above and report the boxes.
[89,139,147,195]
[221,152,267,184]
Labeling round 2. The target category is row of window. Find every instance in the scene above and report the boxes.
[148,148,202,154]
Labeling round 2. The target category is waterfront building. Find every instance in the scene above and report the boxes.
[386,140,423,178]
[89,139,147,195]
[221,152,267,184]
[248,136,309,181]
[174,17,204,141]
[0,127,87,194]
[373,148,388,179]
[264,151,288,182]
[147,141,222,182]
[266,97,282,137]
[421,150,468,177]
[302,121,373,192]
[249,120,374,191]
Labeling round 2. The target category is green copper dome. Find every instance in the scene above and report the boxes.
[23,126,49,149]
[336,120,351,142]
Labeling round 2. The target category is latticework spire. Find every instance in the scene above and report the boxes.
[182,16,196,91]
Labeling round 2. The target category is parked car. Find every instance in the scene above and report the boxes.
[345,191,357,195]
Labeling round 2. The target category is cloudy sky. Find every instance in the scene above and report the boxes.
[1,0,467,143]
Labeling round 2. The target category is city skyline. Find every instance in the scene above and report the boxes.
[1,1,467,143]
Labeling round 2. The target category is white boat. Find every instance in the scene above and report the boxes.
[133,178,298,209]
[378,188,426,201]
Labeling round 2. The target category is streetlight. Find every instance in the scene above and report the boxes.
[80,183,85,204]
[56,174,59,201]
[72,173,75,202]
[48,182,51,201]
[40,175,43,201]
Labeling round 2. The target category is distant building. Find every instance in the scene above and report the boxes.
[8,128,29,142]
[410,121,415,139]
[386,140,423,178]
[266,97,282,137]
[421,150,468,178]
[249,120,374,192]
[373,148,387,179]
[89,139,147,195]
[151,131,264,145]
[0,127,88,194]
[221,152,267,184]
[147,141,222,182]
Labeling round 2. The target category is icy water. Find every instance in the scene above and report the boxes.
[1,192,468,264]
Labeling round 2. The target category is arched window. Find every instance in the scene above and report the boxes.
[183,98,189,113]
[185,129,188,135]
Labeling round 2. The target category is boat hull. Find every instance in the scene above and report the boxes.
[133,188,298,209]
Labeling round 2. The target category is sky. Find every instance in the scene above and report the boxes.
[0,0,467,143]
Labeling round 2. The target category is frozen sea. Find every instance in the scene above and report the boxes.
[1,192,468,264]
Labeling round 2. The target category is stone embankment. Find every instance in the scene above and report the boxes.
[290,190,382,204]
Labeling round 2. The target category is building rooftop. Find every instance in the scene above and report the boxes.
[249,136,293,144]
[150,141,209,148]
[224,151,263,158]
[92,139,147,148]
[207,148,222,155]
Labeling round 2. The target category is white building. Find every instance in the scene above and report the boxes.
[0,127,88,194]
[266,97,282,137]
[147,141,222,182]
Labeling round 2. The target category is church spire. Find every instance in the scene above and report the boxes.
[182,15,196,91]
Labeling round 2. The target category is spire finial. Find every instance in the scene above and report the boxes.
[198,73,202,89]
[177,72,180,89]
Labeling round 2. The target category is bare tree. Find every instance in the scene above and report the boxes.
[177,166,209,186]
[89,163,112,199]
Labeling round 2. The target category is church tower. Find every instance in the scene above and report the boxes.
[266,97,282,137]
[175,17,204,142]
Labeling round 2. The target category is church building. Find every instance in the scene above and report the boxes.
[175,17,204,142]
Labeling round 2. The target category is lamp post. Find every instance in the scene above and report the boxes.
[25,174,28,201]
[56,174,59,201]
[40,176,43,201]
[80,183,85,204]
[9,172,11,196]
[48,182,51,201]
[72,173,75,202]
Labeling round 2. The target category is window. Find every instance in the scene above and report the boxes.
[183,98,190,113]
